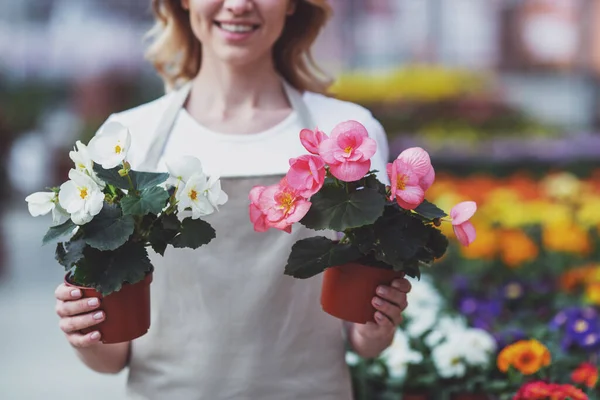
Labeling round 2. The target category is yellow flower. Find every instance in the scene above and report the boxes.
[585,283,600,305]
[577,195,600,227]
[542,223,591,255]
[460,226,497,260]
[541,172,582,202]
[497,340,551,375]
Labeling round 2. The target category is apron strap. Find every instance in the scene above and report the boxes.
[138,82,192,171]
[139,79,316,171]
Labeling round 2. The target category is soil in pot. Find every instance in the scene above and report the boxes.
[321,263,404,324]
[65,273,152,344]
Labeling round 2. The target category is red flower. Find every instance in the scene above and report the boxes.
[514,381,588,400]
[571,362,598,388]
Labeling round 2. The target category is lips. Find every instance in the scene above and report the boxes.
[214,21,260,33]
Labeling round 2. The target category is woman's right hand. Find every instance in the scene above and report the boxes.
[54,284,106,348]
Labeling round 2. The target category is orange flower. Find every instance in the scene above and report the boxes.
[498,229,538,268]
[571,362,598,388]
[497,340,551,375]
[460,226,498,260]
[542,223,591,255]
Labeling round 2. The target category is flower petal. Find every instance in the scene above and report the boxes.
[329,160,371,182]
[451,201,477,225]
[166,156,204,183]
[318,138,340,164]
[249,185,266,204]
[356,137,377,161]
[397,147,432,177]
[396,185,425,210]
[421,166,435,191]
[454,221,476,246]
[25,192,56,217]
[330,120,368,141]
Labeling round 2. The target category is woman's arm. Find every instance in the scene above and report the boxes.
[346,278,411,358]
[75,342,130,374]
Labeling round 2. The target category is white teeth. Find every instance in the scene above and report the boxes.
[220,23,254,33]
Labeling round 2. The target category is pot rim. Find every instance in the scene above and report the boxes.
[63,271,153,292]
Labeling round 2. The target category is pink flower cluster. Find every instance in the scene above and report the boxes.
[249,120,376,233]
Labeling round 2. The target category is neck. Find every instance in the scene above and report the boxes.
[188,54,290,117]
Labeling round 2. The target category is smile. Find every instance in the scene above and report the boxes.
[214,21,260,33]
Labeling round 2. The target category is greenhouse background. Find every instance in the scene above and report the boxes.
[1,0,599,399]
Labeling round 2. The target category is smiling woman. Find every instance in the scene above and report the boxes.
[146,0,332,92]
[51,1,408,399]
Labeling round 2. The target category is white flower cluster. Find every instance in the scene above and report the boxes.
[165,156,228,220]
[26,121,228,226]
[26,121,129,225]
[375,275,496,382]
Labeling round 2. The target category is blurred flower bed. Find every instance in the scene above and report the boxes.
[330,65,558,142]
[347,170,600,400]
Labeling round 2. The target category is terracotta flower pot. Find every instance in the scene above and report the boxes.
[321,263,404,324]
[64,273,153,344]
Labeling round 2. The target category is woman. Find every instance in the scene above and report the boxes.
[54,1,412,398]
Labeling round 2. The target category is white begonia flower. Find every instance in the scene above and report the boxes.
[166,156,204,184]
[425,315,468,348]
[87,121,131,169]
[404,275,444,320]
[58,169,105,225]
[25,191,70,226]
[382,329,423,382]
[204,175,228,210]
[460,328,497,366]
[406,308,438,338]
[432,338,467,379]
[176,172,214,219]
[69,140,105,188]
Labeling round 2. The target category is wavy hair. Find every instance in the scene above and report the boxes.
[145,0,333,93]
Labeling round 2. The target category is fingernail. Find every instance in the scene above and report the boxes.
[375,312,384,321]
[90,332,101,340]
[377,286,386,296]
[87,298,99,307]
[373,297,383,307]
[93,312,104,320]
[391,281,401,288]
[71,289,81,298]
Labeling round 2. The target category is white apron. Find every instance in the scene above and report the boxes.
[125,81,353,400]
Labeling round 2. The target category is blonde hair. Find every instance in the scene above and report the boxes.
[145,0,333,93]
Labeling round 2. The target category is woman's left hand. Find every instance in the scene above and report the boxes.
[349,278,411,357]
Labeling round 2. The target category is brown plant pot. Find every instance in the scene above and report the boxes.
[64,273,153,344]
[320,263,404,324]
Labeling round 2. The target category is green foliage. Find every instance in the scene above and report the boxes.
[43,219,76,245]
[55,239,86,271]
[70,242,153,296]
[301,183,385,231]
[121,186,169,216]
[284,237,362,279]
[148,214,180,256]
[171,217,216,250]
[82,203,135,251]
[92,164,169,192]
[414,199,448,220]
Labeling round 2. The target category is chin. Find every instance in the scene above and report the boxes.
[214,48,270,68]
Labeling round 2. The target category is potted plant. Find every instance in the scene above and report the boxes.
[248,120,477,323]
[25,121,226,343]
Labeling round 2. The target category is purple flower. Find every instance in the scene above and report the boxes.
[551,307,600,351]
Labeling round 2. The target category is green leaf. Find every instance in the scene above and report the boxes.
[301,185,385,231]
[82,203,135,251]
[149,214,180,256]
[121,186,169,216]
[55,239,86,271]
[93,164,130,190]
[426,227,449,259]
[171,217,215,249]
[43,219,76,245]
[284,236,362,279]
[71,241,153,296]
[414,199,448,220]
[129,170,170,191]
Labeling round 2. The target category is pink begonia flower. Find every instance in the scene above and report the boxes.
[451,201,477,246]
[255,178,311,233]
[319,120,377,182]
[286,155,326,198]
[300,128,328,155]
[387,147,435,209]
[249,186,268,232]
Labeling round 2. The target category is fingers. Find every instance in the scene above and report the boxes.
[55,283,83,301]
[376,285,408,311]
[55,296,101,318]
[66,331,102,348]
[59,310,105,334]
[391,278,411,293]
[374,311,396,328]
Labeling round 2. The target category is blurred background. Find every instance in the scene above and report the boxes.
[1,0,599,399]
